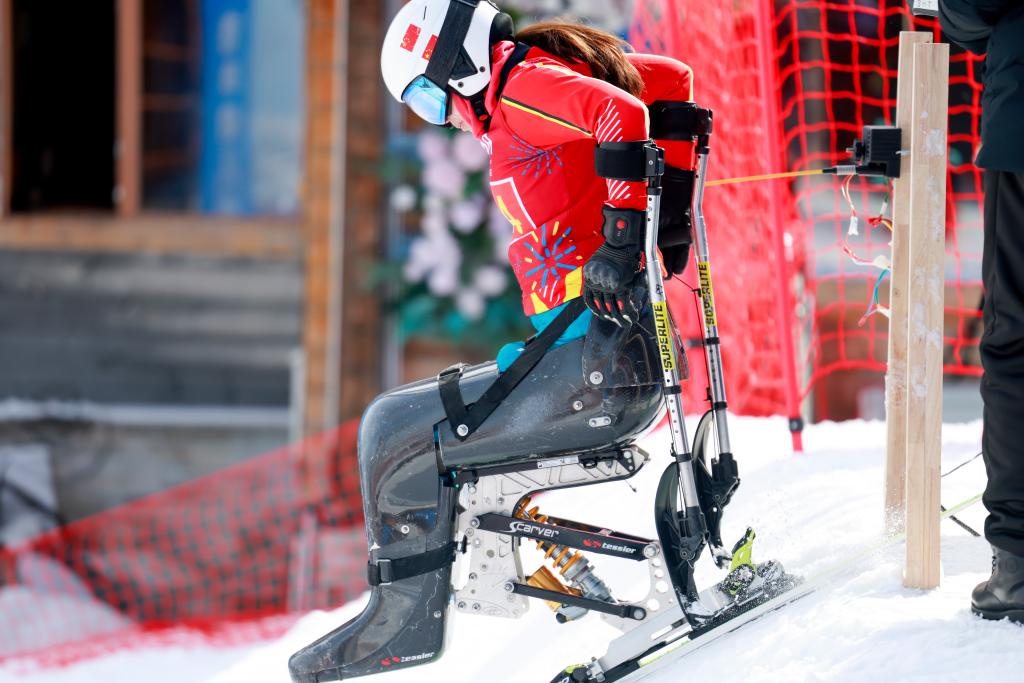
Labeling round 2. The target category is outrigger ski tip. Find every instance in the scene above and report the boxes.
[550,528,801,683]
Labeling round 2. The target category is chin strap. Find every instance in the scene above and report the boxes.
[469,92,490,128]
[471,41,531,132]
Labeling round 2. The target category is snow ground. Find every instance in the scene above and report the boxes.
[2,416,1019,683]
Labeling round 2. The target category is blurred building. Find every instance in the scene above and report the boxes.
[0,0,388,521]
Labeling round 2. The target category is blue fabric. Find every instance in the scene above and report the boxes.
[496,301,593,372]
[495,341,528,373]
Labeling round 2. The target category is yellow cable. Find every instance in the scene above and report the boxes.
[706,168,825,187]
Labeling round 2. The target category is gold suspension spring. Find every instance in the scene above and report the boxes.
[515,496,613,612]
[516,497,586,578]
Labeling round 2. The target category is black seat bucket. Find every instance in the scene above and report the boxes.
[290,319,663,681]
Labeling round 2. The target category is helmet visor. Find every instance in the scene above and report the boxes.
[402,75,450,126]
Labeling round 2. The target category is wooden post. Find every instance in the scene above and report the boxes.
[337,0,384,420]
[301,0,385,439]
[302,0,346,438]
[0,0,11,217]
[885,31,932,532]
[117,0,142,216]
[903,41,949,590]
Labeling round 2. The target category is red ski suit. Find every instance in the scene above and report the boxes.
[454,41,695,316]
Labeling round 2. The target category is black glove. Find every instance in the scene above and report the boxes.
[660,242,691,277]
[658,166,694,276]
[582,243,643,326]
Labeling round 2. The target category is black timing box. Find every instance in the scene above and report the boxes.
[851,125,902,178]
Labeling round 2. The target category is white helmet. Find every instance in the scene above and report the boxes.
[381,0,514,126]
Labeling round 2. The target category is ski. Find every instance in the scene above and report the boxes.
[554,490,985,683]
[623,491,985,681]
[619,582,815,682]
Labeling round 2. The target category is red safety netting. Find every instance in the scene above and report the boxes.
[634,0,985,421]
[0,422,367,667]
[631,0,803,423]
[766,0,984,420]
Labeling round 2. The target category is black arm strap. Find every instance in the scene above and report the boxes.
[440,297,587,441]
[595,141,665,182]
[367,541,460,586]
[595,141,649,182]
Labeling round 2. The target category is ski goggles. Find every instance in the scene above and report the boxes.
[402,75,451,126]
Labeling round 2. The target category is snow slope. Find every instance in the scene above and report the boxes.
[3,417,1019,683]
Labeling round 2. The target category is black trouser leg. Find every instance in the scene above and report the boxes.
[980,170,1024,556]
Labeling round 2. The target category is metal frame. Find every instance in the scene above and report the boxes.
[451,447,649,621]
[691,151,734,462]
[642,161,699,508]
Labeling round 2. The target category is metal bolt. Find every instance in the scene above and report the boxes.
[458,601,466,609]
[643,544,659,559]
[457,424,469,437]
[572,400,584,411]
[469,573,478,581]
[399,524,410,534]
[433,610,442,619]
[469,518,480,528]
[633,607,646,620]
[504,582,515,592]
[467,484,477,494]
[589,371,604,385]
[472,603,481,611]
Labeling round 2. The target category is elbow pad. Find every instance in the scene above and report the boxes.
[601,207,646,250]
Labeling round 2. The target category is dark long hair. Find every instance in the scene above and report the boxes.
[515,21,644,99]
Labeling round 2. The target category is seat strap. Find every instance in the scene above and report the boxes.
[367,541,460,586]
[439,297,587,441]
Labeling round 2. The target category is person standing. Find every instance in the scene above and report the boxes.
[940,0,1024,622]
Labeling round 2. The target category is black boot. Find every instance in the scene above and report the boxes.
[972,547,1024,623]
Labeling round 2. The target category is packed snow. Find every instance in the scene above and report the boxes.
[2,416,1020,683]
